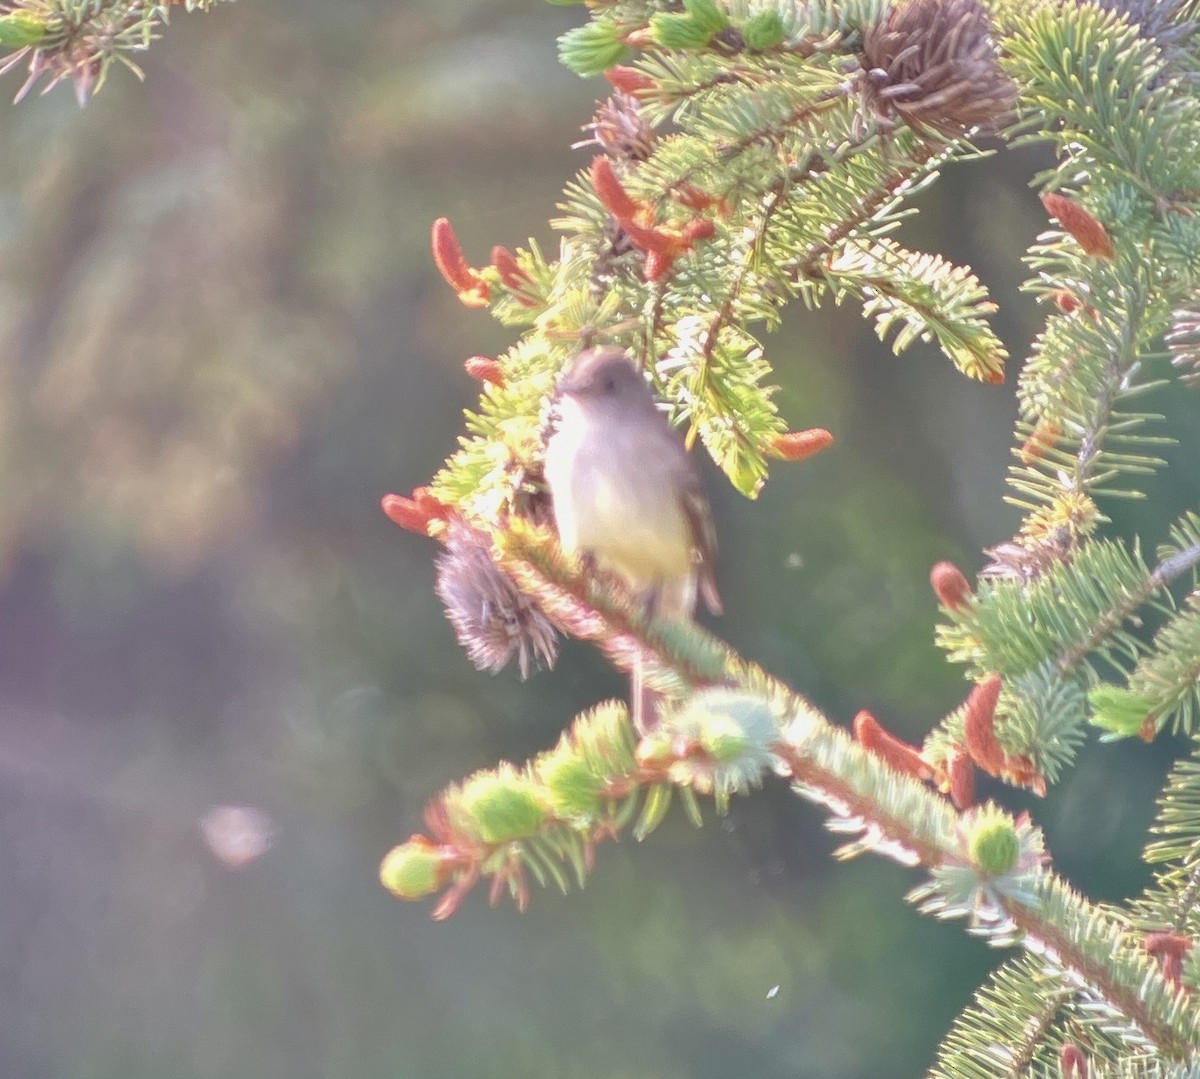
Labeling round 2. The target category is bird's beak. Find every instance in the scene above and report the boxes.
[556,373,583,397]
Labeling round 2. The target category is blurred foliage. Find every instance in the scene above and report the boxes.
[0,1,1184,1078]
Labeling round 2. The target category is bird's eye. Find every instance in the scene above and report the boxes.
[603,377,616,393]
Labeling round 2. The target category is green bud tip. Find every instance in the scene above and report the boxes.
[558,22,632,78]
[635,731,677,770]
[969,817,1020,876]
[673,689,778,758]
[538,752,605,818]
[0,12,47,48]
[648,12,719,52]
[743,10,785,51]
[460,769,551,844]
[682,0,729,33]
[700,713,751,762]
[380,838,448,899]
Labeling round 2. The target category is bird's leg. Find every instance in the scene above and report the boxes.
[631,579,667,736]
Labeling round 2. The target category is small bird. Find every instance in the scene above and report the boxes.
[543,347,721,732]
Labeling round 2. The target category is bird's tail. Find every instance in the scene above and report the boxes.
[630,574,696,735]
[630,653,660,736]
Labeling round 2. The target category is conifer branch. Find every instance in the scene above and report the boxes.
[493,517,738,691]
[1172,864,1200,936]
[385,511,1200,1055]
[377,0,1200,1071]
[932,527,1200,784]
[995,0,1200,548]
[1003,982,1074,1075]
[11,0,1200,1070]
[995,876,1198,1061]
[1124,736,1200,991]
[1057,537,1200,676]
[789,139,944,282]
[930,954,1131,1079]
[0,0,232,105]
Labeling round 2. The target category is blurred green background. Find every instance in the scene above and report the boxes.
[0,3,1187,1077]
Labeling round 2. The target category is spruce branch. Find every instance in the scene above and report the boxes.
[374,0,1200,1071]
[0,0,232,105]
[385,509,1200,1056]
[993,874,1200,1061]
[930,954,1138,1078]
[1090,588,1200,740]
[823,235,1007,381]
[979,0,1200,585]
[1002,3,1200,209]
[11,0,1200,1070]
[1056,537,1200,676]
[1168,307,1200,387]
[1144,737,1200,884]
[1009,245,1173,532]
[933,526,1200,783]
[545,0,1016,486]
[788,137,945,281]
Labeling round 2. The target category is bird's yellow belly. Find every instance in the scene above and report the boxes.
[563,464,692,588]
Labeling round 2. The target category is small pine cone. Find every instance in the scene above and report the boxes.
[435,524,559,680]
[962,675,1006,777]
[947,748,976,809]
[1041,193,1114,259]
[859,0,1017,139]
[980,529,1074,583]
[576,92,656,163]
[930,561,972,611]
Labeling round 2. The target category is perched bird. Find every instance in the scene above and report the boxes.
[543,347,721,731]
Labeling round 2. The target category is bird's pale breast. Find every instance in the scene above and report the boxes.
[546,402,692,591]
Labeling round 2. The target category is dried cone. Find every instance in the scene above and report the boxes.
[981,530,1074,583]
[859,0,1017,138]
[435,523,559,679]
[584,91,657,162]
